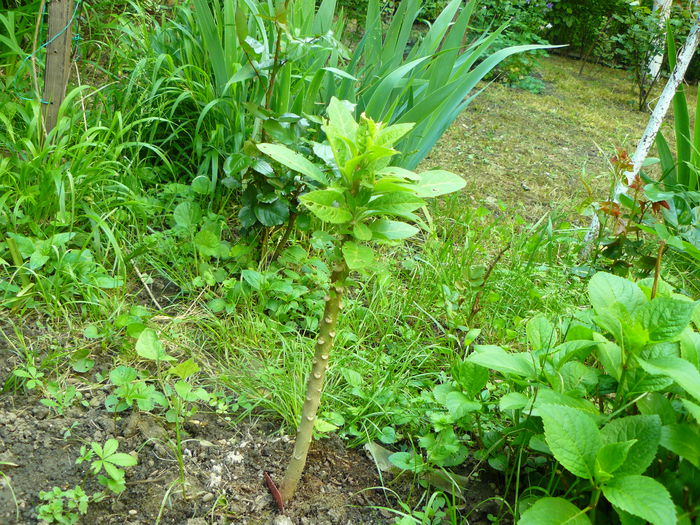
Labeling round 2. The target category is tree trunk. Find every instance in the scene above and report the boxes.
[278,260,349,503]
[627,9,700,184]
[647,0,673,81]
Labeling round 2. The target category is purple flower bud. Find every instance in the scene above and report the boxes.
[546,2,553,7]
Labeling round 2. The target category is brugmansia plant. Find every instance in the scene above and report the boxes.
[257,97,466,505]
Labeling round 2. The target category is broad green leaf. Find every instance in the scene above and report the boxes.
[499,392,529,411]
[445,391,480,419]
[636,393,677,425]
[375,122,414,148]
[241,269,264,290]
[135,328,174,362]
[681,399,700,423]
[636,298,697,341]
[167,359,200,380]
[527,315,558,350]
[538,404,601,480]
[257,143,328,184]
[376,166,420,181]
[552,361,598,396]
[389,451,423,472]
[467,345,537,378]
[595,336,623,380]
[637,356,700,403]
[519,497,591,525]
[191,175,210,194]
[109,365,137,387]
[594,440,636,482]
[413,170,466,198]
[549,340,599,368]
[369,219,419,240]
[366,192,425,216]
[314,418,339,433]
[342,241,375,270]
[600,415,661,476]
[254,199,289,227]
[175,380,209,402]
[660,423,700,467]
[451,360,488,397]
[93,275,124,289]
[602,475,676,525]
[680,329,700,369]
[194,229,219,257]
[341,367,363,388]
[103,462,125,481]
[173,201,201,229]
[352,223,373,241]
[588,272,647,316]
[300,190,352,224]
[326,97,357,141]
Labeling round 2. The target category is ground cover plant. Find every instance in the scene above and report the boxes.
[1,0,700,524]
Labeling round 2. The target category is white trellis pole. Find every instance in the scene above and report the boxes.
[583,4,700,253]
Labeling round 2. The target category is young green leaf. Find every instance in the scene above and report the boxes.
[588,272,647,316]
[537,404,602,480]
[194,229,220,257]
[602,475,676,525]
[681,399,700,424]
[109,366,138,387]
[637,356,700,403]
[636,297,697,341]
[365,192,425,217]
[444,391,480,420]
[342,241,374,270]
[257,143,329,185]
[600,415,661,476]
[135,328,175,362]
[527,315,558,350]
[369,219,419,241]
[467,345,537,378]
[499,392,529,411]
[413,170,466,198]
[352,223,373,241]
[594,440,637,482]
[660,423,700,468]
[519,497,591,525]
[300,190,352,224]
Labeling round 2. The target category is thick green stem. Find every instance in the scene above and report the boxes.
[279,260,349,503]
[6,236,30,288]
[589,486,602,523]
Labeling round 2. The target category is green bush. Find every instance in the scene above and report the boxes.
[470,0,553,91]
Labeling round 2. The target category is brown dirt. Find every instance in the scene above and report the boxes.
[0,324,503,525]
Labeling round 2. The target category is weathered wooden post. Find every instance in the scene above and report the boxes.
[42,0,74,134]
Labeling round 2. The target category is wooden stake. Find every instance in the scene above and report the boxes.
[42,0,74,135]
